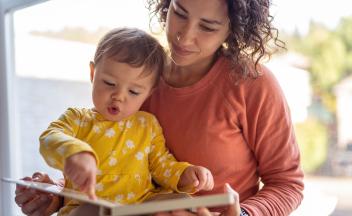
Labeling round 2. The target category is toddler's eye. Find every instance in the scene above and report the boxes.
[129,90,140,96]
[103,80,115,86]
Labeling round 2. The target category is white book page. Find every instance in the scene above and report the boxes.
[3,177,235,216]
[2,177,117,208]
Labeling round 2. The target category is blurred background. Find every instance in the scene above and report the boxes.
[1,0,352,215]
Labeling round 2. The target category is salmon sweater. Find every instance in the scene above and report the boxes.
[143,56,304,215]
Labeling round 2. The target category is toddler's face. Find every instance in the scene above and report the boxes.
[90,57,155,121]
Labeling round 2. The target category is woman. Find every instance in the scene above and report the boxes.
[15,0,304,215]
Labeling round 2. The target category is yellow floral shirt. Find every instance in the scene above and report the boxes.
[39,108,190,207]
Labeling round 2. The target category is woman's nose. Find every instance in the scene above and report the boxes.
[177,23,195,45]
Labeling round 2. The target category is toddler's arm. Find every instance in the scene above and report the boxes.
[64,152,97,199]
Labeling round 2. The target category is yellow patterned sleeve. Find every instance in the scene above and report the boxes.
[148,115,191,192]
[39,108,98,171]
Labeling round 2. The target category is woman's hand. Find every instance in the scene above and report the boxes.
[15,172,62,216]
[154,183,240,216]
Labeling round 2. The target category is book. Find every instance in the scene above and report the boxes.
[2,177,235,216]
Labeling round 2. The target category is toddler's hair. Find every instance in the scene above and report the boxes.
[94,27,165,85]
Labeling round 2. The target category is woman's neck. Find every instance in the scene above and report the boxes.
[164,55,217,88]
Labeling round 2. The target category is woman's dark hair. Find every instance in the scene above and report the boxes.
[147,0,284,78]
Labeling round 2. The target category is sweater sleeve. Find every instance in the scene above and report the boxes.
[239,67,304,215]
[147,115,191,192]
[39,108,98,171]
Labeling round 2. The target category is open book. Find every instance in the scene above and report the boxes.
[2,177,235,216]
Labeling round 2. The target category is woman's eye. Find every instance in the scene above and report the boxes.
[103,80,115,86]
[200,25,216,32]
[174,10,187,19]
[129,90,140,96]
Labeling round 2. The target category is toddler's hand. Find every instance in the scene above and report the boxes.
[178,166,214,193]
[64,152,97,200]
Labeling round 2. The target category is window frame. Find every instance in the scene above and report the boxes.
[0,1,49,215]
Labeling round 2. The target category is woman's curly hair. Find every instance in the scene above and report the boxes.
[147,0,284,78]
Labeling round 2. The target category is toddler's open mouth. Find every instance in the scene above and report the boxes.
[108,105,120,115]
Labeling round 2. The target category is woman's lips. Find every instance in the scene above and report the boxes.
[108,106,120,115]
[172,43,194,56]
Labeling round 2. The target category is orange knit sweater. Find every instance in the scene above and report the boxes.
[143,56,304,215]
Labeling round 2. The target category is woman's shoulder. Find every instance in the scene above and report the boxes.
[218,59,286,107]
[221,59,283,95]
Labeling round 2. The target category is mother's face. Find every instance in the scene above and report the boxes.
[165,0,230,66]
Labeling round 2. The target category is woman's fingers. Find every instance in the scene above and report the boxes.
[15,177,33,195]
[196,207,213,216]
[29,196,53,216]
[221,183,240,216]
[21,195,50,215]
[15,189,38,206]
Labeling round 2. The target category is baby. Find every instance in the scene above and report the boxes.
[39,27,214,215]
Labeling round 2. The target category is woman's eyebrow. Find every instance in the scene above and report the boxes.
[200,18,223,26]
[175,1,187,13]
[175,1,223,26]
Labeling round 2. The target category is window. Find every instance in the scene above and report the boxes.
[1,0,151,214]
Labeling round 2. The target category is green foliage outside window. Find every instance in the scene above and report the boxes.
[294,118,328,173]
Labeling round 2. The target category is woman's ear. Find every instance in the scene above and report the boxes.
[89,61,95,83]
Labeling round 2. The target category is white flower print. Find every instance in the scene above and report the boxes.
[127,192,135,200]
[135,174,141,184]
[105,128,115,138]
[126,140,135,149]
[151,131,156,139]
[135,152,144,161]
[145,146,151,154]
[56,145,66,156]
[95,183,104,192]
[74,119,88,127]
[43,135,52,149]
[55,134,71,143]
[57,128,65,132]
[163,169,171,178]
[93,125,101,133]
[112,175,119,181]
[152,116,158,124]
[47,157,56,166]
[126,120,133,129]
[108,157,117,166]
[74,119,81,126]
[115,194,124,202]
[96,169,102,176]
[158,155,166,163]
[138,117,146,127]
[118,121,124,129]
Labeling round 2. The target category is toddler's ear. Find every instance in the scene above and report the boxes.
[148,87,155,97]
[89,61,95,83]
